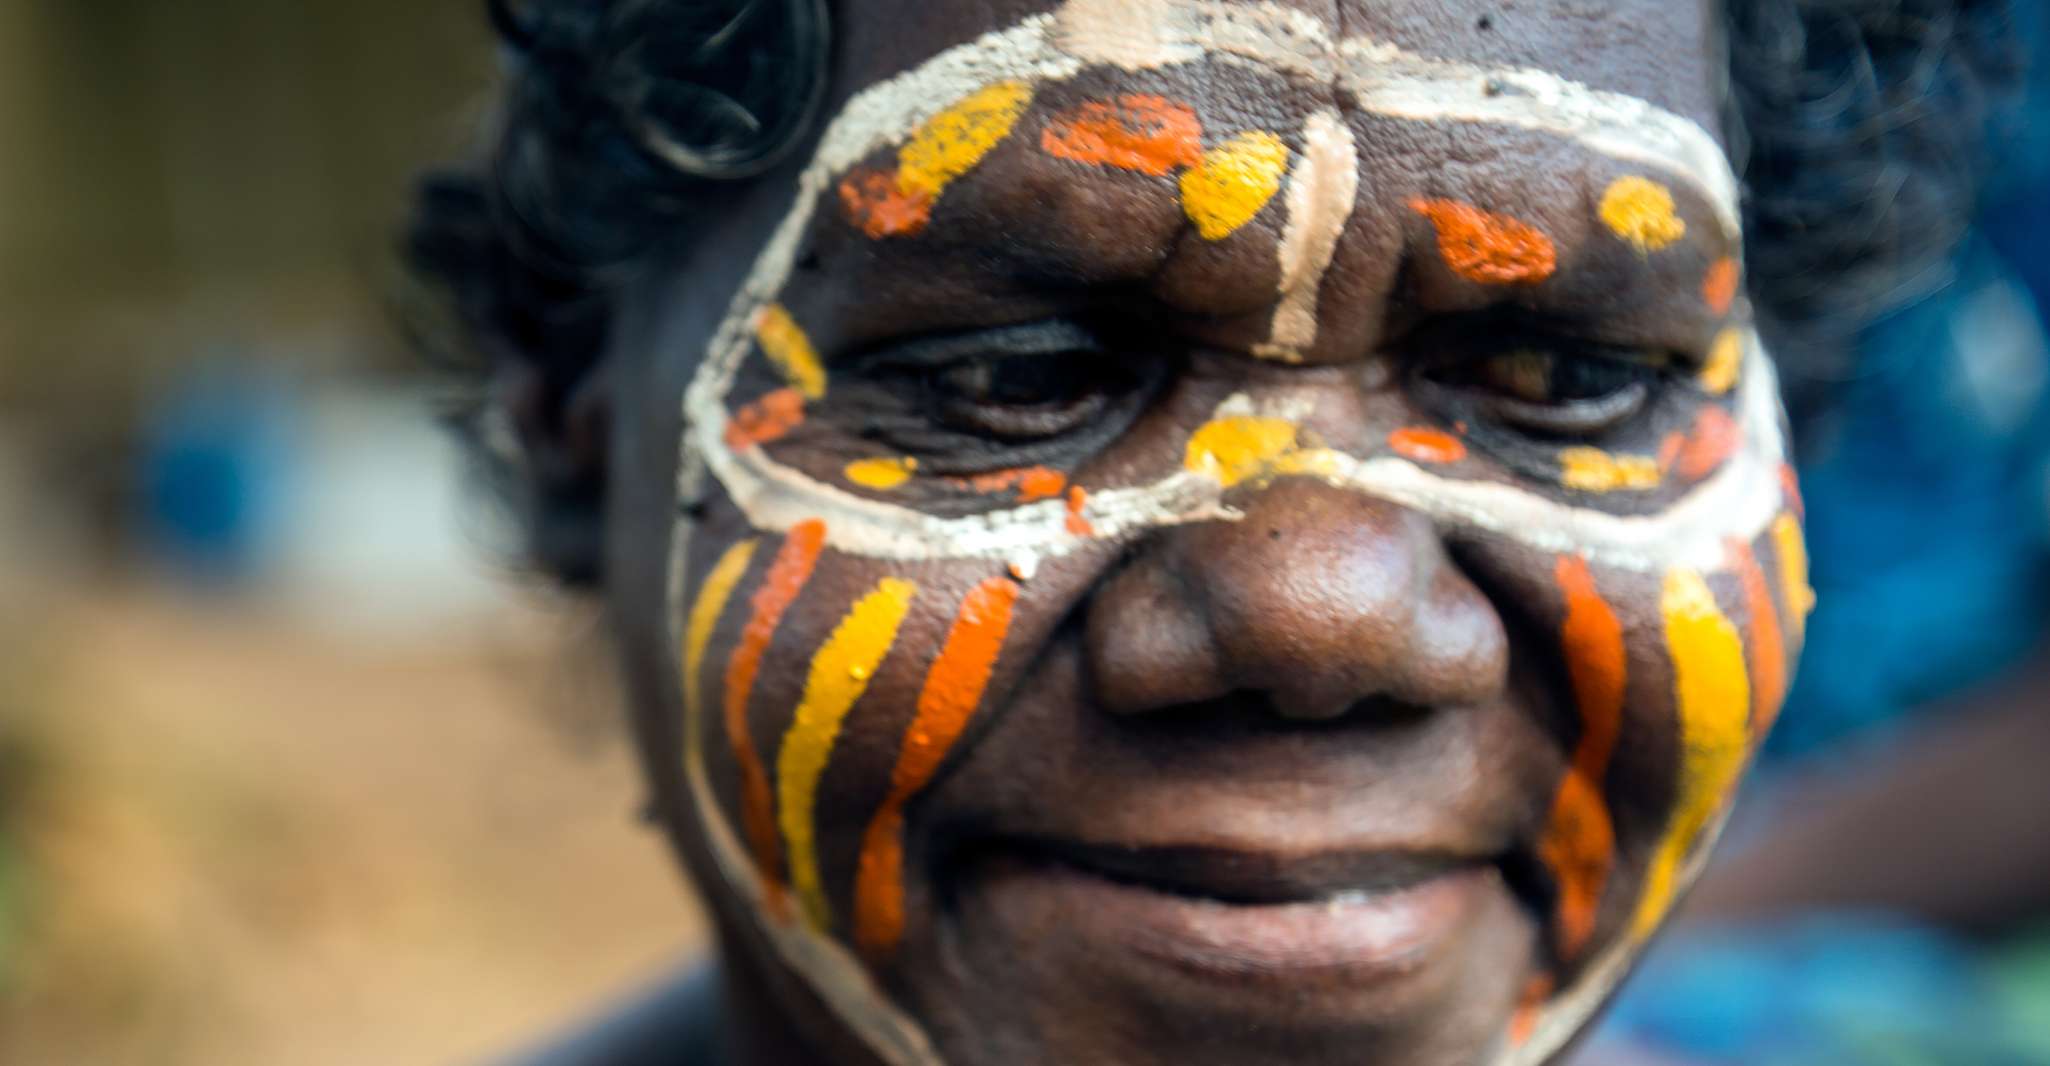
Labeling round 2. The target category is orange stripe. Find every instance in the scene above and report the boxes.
[1727,538,1788,739]
[1537,555,1628,960]
[854,577,1021,956]
[725,519,828,914]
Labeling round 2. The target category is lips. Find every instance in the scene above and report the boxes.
[993,837,1488,905]
[947,837,1533,1026]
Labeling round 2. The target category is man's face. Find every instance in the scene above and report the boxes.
[604,1,1812,1063]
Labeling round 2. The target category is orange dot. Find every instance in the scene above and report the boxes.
[1410,198,1558,285]
[724,387,806,449]
[1703,256,1741,316]
[1676,406,1740,479]
[1040,95,1204,177]
[1388,426,1468,465]
[838,166,935,239]
[1064,486,1095,537]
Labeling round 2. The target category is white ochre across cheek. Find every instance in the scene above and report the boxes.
[672,5,1773,1066]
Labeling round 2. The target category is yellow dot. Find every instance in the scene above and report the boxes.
[1180,130,1290,241]
[1559,448,1664,493]
[845,456,919,490]
[1699,328,1744,395]
[1600,176,1687,253]
[897,81,1035,201]
[1185,416,1299,486]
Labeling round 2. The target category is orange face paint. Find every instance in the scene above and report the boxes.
[1409,198,1558,285]
[1065,485,1094,537]
[1040,95,1203,176]
[1727,539,1788,739]
[1537,555,1627,961]
[839,166,936,239]
[1703,256,1741,316]
[1781,463,1805,521]
[951,466,1068,503]
[725,387,806,450]
[1387,426,1468,465]
[1676,406,1739,480]
[724,519,828,914]
[854,577,1021,956]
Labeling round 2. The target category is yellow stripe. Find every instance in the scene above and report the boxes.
[1772,513,1815,642]
[683,540,759,754]
[1632,568,1751,940]
[753,304,827,400]
[777,577,918,930]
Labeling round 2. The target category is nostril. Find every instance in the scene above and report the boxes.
[1085,559,1230,714]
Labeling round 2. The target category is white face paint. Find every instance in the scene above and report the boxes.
[670,3,1783,1064]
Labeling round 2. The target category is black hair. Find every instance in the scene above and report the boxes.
[407,0,2024,585]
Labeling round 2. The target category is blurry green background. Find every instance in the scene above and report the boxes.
[0,3,705,1064]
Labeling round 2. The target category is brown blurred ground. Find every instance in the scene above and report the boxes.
[0,577,707,1066]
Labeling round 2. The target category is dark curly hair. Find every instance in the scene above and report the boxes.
[407,0,2025,586]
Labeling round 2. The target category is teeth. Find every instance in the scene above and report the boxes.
[1325,890,1373,907]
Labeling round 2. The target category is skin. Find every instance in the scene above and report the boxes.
[596,2,1810,1064]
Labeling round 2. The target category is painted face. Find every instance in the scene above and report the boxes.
[606,2,1814,1064]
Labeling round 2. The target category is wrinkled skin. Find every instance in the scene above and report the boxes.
[600,1,1811,1064]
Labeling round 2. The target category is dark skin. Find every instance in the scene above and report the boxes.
[594,2,1794,1064]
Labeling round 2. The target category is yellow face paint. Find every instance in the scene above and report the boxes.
[1772,512,1815,641]
[897,81,1035,201]
[777,577,918,931]
[684,540,760,735]
[845,456,919,491]
[1599,175,1687,253]
[1699,328,1744,395]
[1631,568,1751,940]
[1184,416,1300,487]
[754,304,828,401]
[1559,448,1664,493]
[1179,130,1290,240]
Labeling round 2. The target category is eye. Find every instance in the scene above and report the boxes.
[925,350,1140,440]
[1428,344,1666,437]
[839,321,1168,473]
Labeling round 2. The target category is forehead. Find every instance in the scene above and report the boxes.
[834,0,1722,128]
[779,0,1734,359]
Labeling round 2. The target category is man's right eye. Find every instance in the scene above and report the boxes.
[842,321,1169,473]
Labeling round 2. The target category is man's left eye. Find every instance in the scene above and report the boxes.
[1429,346,1666,437]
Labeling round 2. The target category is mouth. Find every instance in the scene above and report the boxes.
[947,835,1545,995]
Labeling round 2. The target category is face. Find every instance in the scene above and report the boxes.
[601,2,1814,1063]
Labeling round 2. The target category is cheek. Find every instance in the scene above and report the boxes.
[675,495,1035,952]
[1529,504,1812,967]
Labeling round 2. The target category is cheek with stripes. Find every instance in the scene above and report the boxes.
[680,518,1024,953]
[1525,511,1813,970]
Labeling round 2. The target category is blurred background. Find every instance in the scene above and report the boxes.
[2,3,2049,1065]
[0,3,703,1064]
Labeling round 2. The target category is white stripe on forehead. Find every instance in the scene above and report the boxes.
[695,338,1788,573]
[1256,108,1358,362]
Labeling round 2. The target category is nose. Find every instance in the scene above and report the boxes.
[1085,479,1509,719]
